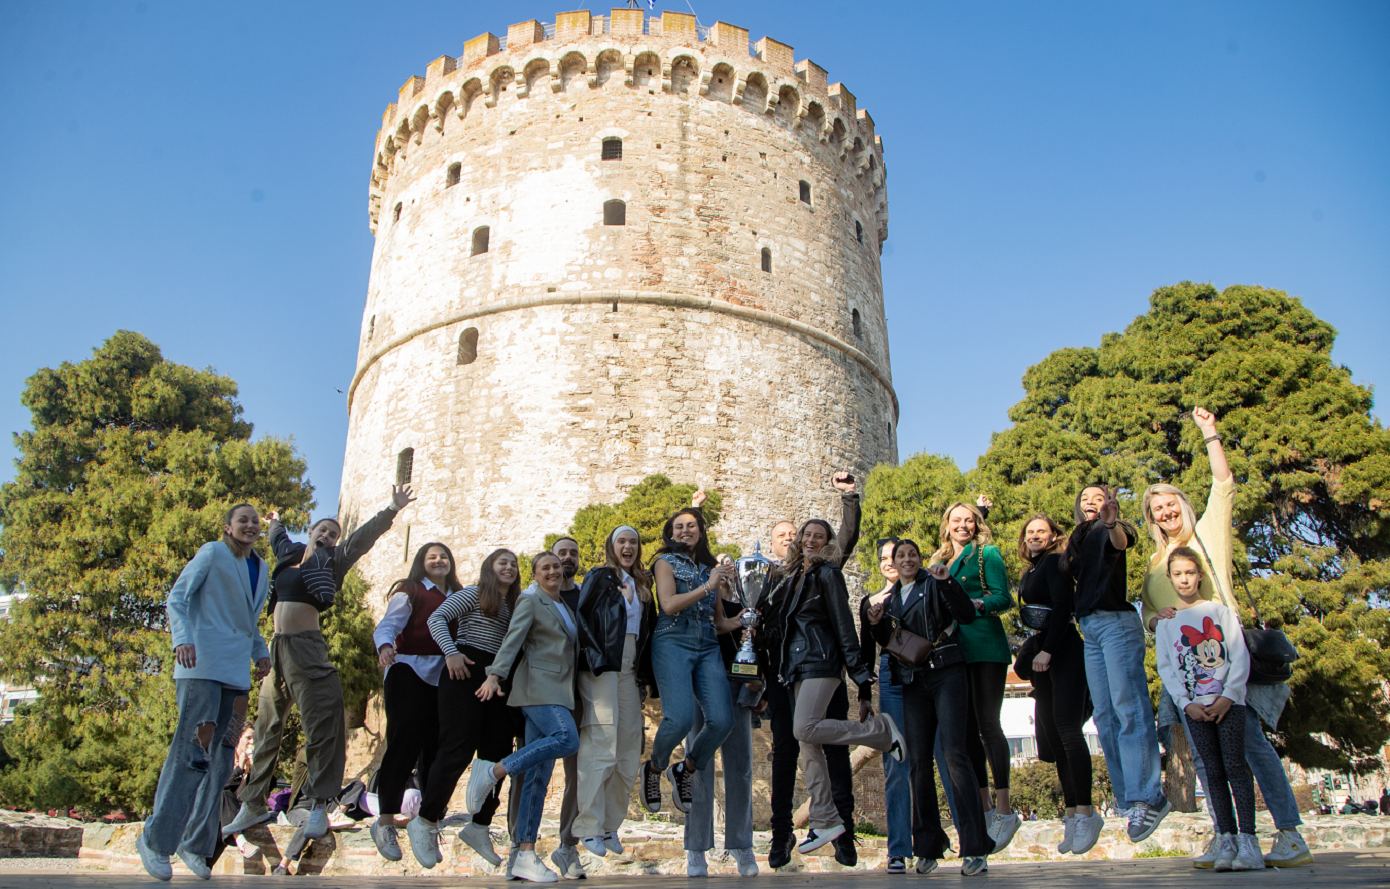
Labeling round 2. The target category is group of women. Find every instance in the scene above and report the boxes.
[140,409,1314,882]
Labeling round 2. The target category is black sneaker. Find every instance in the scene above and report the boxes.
[768,831,794,870]
[667,762,694,814]
[833,831,858,867]
[640,761,662,813]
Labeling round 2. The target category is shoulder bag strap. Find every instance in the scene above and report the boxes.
[1191,533,1265,629]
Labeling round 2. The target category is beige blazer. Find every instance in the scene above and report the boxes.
[487,586,578,709]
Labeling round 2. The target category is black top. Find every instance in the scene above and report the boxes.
[1019,552,1080,655]
[1064,519,1137,618]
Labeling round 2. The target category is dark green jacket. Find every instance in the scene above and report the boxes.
[947,543,1013,665]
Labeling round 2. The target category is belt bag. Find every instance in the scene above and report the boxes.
[1193,536,1298,685]
[1020,604,1052,631]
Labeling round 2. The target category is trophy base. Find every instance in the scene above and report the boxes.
[729,661,759,683]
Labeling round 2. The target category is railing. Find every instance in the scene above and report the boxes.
[490,19,758,57]
[497,36,508,51]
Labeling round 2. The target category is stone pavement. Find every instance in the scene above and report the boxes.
[0,850,1387,888]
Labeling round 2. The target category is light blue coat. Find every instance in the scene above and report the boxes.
[167,541,271,690]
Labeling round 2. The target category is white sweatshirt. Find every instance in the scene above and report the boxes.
[1154,599,1251,712]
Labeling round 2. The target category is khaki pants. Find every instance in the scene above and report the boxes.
[240,631,346,804]
[572,636,643,839]
[793,676,892,831]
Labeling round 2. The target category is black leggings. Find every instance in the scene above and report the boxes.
[1186,705,1255,835]
[964,661,1010,792]
[418,648,516,823]
[377,664,440,815]
[1030,640,1092,807]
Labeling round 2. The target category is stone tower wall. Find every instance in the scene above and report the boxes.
[339,9,897,586]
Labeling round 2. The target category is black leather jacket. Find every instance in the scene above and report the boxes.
[576,567,653,680]
[870,568,977,685]
[758,560,872,691]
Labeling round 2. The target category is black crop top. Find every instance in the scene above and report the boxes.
[271,564,319,610]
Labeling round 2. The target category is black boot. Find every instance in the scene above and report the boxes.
[768,830,795,869]
[833,830,858,867]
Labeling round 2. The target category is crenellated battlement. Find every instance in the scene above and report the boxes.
[367,8,887,234]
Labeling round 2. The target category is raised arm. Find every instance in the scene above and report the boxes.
[335,485,414,579]
[832,472,861,569]
[1193,407,1231,485]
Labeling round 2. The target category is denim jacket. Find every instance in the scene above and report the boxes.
[655,552,715,626]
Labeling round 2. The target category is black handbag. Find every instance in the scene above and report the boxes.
[1193,537,1298,685]
[1019,604,1052,631]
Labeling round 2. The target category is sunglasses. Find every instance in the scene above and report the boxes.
[875,537,900,550]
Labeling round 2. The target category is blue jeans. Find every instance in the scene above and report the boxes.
[1079,609,1165,809]
[1180,705,1302,830]
[686,679,753,852]
[650,616,734,771]
[144,679,247,857]
[503,705,579,844]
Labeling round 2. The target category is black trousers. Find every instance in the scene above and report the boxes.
[1031,638,1092,808]
[1187,705,1255,835]
[963,661,1011,792]
[767,676,854,836]
[901,663,993,860]
[378,663,440,816]
[418,648,516,823]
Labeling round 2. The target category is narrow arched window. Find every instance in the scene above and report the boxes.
[393,202,402,223]
[855,221,863,244]
[799,180,811,204]
[457,327,479,365]
[396,448,415,485]
[604,200,626,226]
[760,248,772,273]
[852,308,863,338]
[446,163,461,187]
[601,138,623,160]
[471,226,490,256]
[367,315,375,341]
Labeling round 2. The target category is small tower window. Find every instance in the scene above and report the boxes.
[760,248,772,273]
[457,327,479,365]
[367,315,375,341]
[601,138,623,160]
[447,163,461,187]
[396,448,415,485]
[855,220,863,244]
[393,202,402,222]
[604,200,626,226]
[799,180,811,204]
[852,308,863,338]
[471,226,490,256]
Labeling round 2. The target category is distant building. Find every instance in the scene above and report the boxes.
[1001,669,1102,762]
[0,594,38,723]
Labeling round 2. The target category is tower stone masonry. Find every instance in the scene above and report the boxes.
[338,8,897,590]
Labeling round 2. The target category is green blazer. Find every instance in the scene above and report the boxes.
[947,543,1013,665]
[487,586,578,709]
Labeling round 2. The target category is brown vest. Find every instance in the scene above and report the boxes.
[395,582,451,656]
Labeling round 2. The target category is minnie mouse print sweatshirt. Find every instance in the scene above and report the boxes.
[1154,600,1251,712]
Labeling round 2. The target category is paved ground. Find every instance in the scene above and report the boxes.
[0,850,1388,888]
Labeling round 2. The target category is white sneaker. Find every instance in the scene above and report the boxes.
[1212,833,1238,872]
[1071,810,1104,855]
[176,846,212,880]
[1232,833,1267,871]
[466,760,499,815]
[302,802,329,840]
[733,848,759,876]
[458,821,502,866]
[222,802,274,835]
[1192,833,1221,869]
[234,834,258,859]
[915,858,938,875]
[603,831,624,855]
[1056,815,1075,854]
[371,821,403,861]
[506,844,521,880]
[136,833,172,881]
[882,712,907,763]
[986,811,1022,851]
[797,823,845,854]
[961,856,988,876]
[550,844,586,879]
[1264,828,1314,867]
[686,850,708,877]
[405,816,440,869]
[582,836,608,858]
[513,850,560,883]
[1126,798,1172,842]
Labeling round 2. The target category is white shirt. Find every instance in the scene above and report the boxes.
[621,570,642,635]
[372,578,446,686]
[898,580,918,610]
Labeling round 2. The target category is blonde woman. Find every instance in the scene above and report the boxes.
[572,527,654,858]
[1140,407,1311,868]
[928,502,1018,850]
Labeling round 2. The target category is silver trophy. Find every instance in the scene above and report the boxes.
[725,544,774,681]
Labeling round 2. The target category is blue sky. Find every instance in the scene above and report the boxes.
[1,1,1386,512]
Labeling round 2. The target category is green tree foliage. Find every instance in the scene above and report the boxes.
[857,453,971,585]
[0,331,315,813]
[1008,756,1113,819]
[862,284,1390,772]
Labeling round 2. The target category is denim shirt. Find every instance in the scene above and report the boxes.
[656,552,716,626]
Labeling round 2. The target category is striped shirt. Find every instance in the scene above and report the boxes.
[427,585,511,656]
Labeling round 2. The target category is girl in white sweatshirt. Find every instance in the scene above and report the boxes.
[1154,546,1264,872]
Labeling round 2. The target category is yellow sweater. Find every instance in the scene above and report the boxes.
[1140,475,1238,629]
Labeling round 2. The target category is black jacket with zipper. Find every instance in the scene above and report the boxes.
[870,568,978,686]
[757,560,873,691]
[575,567,656,689]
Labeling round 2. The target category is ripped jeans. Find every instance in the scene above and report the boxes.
[143,679,248,857]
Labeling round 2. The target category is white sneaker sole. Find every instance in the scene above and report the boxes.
[797,823,845,854]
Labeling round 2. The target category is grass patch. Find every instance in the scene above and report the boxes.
[1134,846,1187,858]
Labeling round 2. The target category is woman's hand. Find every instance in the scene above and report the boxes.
[1157,606,1177,621]
[867,601,885,625]
[926,563,950,582]
[392,484,416,511]
[707,563,734,590]
[972,598,986,613]
[1192,406,1218,438]
[858,700,874,722]
[1032,651,1052,673]
[175,644,196,668]
[1099,486,1120,527]
[692,488,708,508]
[264,510,279,524]
[976,493,994,511]
[1206,696,1233,723]
[255,657,271,681]
[377,644,396,669]
[447,653,474,681]
[476,674,503,701]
